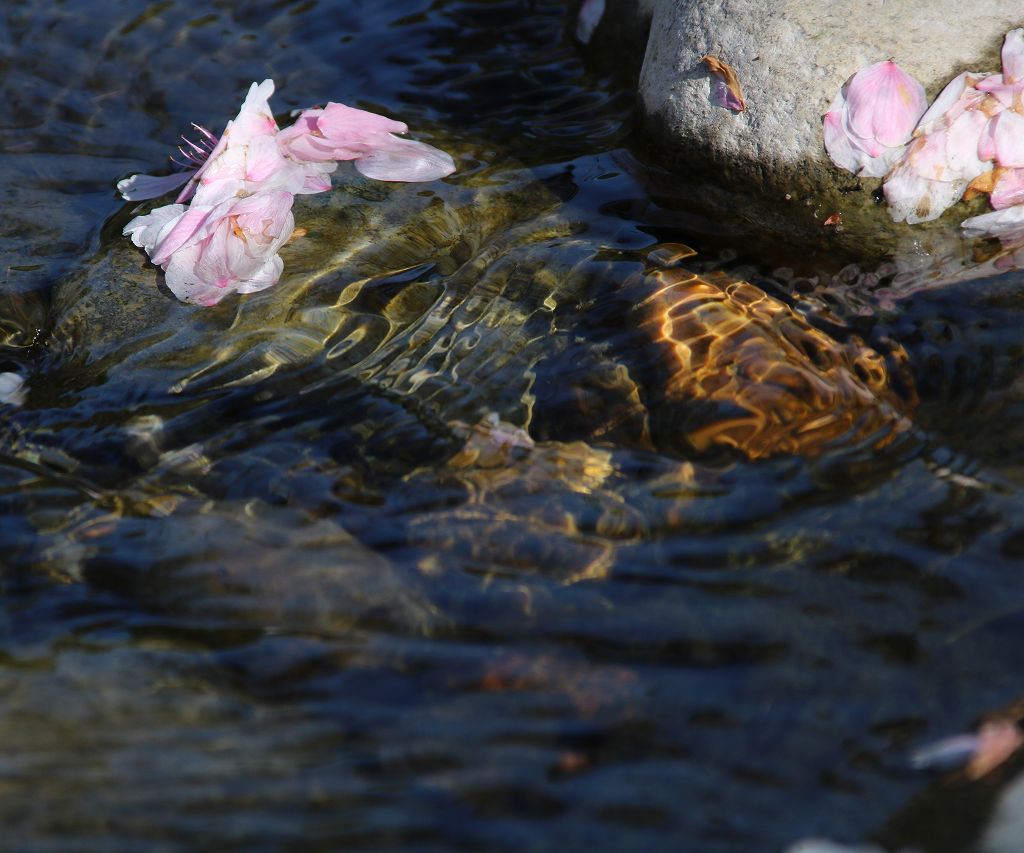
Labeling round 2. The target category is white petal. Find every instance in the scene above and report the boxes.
[123,204,189,256]
[944,109,988,181]
[162,243,226,306]
[117,170,193,201]
[823,110,864,174]
[0,372,26,407]
[575,0,605,43]
[962,205,1024,239]
[236,254,284,294]
[914,71,988,134]
[884,163,966,224]
[858,143,904,179]
[1002,28,1024,84]
[353,135,456,183]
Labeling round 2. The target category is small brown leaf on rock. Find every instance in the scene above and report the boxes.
[963,168,1000,201]
[701,55,747,112]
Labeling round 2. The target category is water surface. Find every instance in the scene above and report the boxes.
[2,2,1024,851]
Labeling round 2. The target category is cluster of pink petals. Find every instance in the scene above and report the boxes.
[824,60,927,179]
[824,29,1024,239]
[119,80,456,306]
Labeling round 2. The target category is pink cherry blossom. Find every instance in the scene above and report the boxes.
[126,192,294,306]
[276,102,456,182]
[118,80,282,204]
[118,79,457,305]
[823,60,926,178]
[883,71,998,223]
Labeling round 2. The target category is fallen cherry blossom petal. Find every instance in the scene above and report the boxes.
[117,171,193,202]
[702,55,746,112]
[575,0,605,43]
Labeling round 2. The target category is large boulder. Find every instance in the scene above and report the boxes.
[590,0,1022,259]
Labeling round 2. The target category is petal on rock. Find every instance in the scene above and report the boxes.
[823,110,864,173]
[117,170,193,201]
[296,161,336,194]
[978,115,999,161]
[990,167,1024,208]
[992,108,1024,167]
[944,108,988,181]
[962,204,1024,239]
[1002,28,1024,85]
[846,60,926,148]
[353,135,457,182]
[859,143,904,179]
[702,55,747,112]
[916,72,989,133]
[575,0,605,44]
[885,160,966,224]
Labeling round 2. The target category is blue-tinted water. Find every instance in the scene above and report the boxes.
[2,2,1024,851]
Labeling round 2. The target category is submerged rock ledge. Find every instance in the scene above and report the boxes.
[589,0,1022,260]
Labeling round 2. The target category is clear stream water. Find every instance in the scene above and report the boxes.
[3,2,1024,851]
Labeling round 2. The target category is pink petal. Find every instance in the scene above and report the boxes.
[150,205,216,266]
[992,109,1024,167]
[710,79,744,112]
[352,134,457,182]
[1002,28,1024,85]
[990,167,1024,208]
[846,60,926,148]
[295,161,336,194]
[230,79,279,140]
[575,0,605,44]
[117,170,193,201]
[244,135,286,183]
[316,102,408,141]
[978,116,999,161]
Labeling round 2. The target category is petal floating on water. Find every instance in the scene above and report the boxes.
[575,0,605,44]
[353,134,456,182]
[117,170,193,201]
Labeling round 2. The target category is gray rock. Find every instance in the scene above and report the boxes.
[592,0,1022,258]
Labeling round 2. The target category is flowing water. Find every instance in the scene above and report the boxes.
[3,2,1024,851]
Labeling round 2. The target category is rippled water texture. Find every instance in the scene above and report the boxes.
[4,2,1024,851]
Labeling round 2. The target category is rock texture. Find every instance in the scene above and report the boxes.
[592,0,1023,258]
